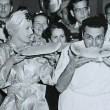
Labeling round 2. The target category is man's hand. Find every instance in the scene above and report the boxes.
[9,54,25,65]
[68,47,96,69]
[103,57,110,67]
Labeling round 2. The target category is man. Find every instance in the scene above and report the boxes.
[0,0,13,42]
[0,0,13,104]
[57,1,76,34]
[70,0,90,41]
[55,16,110,110]
[104,2,110,43]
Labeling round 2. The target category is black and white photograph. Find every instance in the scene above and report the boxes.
[0,0,110,110]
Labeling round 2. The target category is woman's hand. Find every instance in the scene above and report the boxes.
[9,54,25,65]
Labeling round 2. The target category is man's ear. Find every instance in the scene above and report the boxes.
[11,6,13,12]
[47,19,49,24]
[105,14,107,19]
[70,10,74,17]
[82,32,84,39]
[87,7,90,16]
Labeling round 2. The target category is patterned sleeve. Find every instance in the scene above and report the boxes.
[0,44,13,88]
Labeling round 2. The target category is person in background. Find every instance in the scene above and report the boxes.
[43,22,71,43]
[57,0,76,42]
[43,22,71,110]
[32,12,49,45]
[0,0,13,105]
[69,0,90,41]
[55,16,110,110]
[104,2,110,43]
[57,0,75,26]
[0,0,13,43]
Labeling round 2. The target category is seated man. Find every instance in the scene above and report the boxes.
[55,16,110,110]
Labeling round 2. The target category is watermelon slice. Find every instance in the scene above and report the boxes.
[70,43,110,61]
[20,42,61,56]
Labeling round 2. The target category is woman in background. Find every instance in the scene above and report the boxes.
[32,12,50,45]
[43,22,71,110]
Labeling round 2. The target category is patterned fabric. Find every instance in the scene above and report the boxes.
[0,42,56,110]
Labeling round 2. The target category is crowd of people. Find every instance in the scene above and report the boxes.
[0,0,110,110]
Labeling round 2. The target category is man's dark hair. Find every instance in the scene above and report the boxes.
[70,0,89,9]
[81,16,107,35]
[105,3,110,14]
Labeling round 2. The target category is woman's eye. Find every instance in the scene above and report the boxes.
[35,22,40,26]
[43,23,47,25]
[61,35,65,38]
[26,27,29,29]
[54,36,57,38]
[52,36,57,39]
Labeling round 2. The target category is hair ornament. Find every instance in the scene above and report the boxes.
[35,10,43,15]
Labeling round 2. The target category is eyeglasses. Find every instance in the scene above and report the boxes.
[74,7,88,13]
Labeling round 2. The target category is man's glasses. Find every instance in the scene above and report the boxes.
[74,7,88,13]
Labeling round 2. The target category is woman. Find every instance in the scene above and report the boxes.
[43,22,71,110]
[32,12,49,45]
[0,9,56,110]
[43,22,71,43]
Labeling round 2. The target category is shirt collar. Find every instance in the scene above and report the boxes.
[74,22,80,28]
[108,23,110,28]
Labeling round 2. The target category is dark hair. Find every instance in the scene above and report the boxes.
[105,3,110,14]
[81,16,107,35]
[70,0,89,9]
[61,2,76,24]
[32,12,50,24]
[17,6,27,10]
[43,22,71,42]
